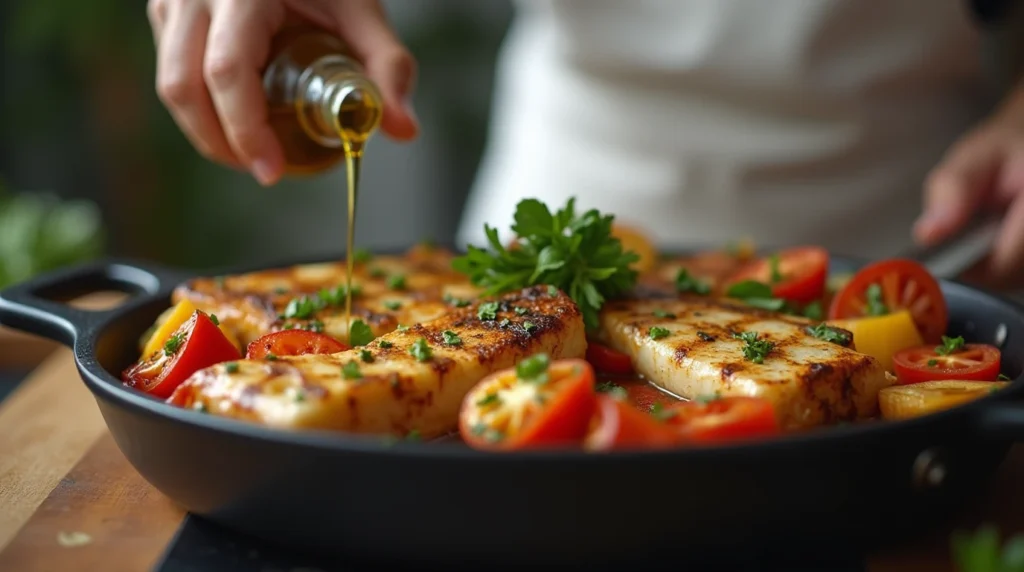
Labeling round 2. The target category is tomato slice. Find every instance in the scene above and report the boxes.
[892,343,1002,384]
[459,355,597,450]
[661,397,780,444]
[828,259,948,343]
[122,311,242,399]
[722,246,829,303]
[584,395,679,451]
[246,330,349,359]
[586,342,633,374]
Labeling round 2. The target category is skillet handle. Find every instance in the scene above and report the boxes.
[0,258,187,347]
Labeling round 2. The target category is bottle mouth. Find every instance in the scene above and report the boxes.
[327,78,383,145]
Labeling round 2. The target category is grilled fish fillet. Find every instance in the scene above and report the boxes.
[599,295,895,429]
[172,245,481,347]
[168,286,586,438]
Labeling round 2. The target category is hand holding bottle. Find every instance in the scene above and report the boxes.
[147,0,419,186]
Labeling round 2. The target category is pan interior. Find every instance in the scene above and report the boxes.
[85,256,1024,432]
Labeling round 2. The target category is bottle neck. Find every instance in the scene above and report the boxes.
[296,55,383,150]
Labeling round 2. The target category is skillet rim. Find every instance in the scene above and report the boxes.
[71,247,1024,463]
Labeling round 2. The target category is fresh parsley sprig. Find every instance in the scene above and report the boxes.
[452,198,639,329]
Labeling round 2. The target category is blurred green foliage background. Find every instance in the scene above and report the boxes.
[0,0,512,279]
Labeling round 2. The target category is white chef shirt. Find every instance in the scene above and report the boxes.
[457,0,993,259]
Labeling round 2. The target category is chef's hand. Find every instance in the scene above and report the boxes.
[915,85,1024,288]
[147,0,418,186]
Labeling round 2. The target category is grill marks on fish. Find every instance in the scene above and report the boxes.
[598,296,895,430]
[168,286,587,438]
[172,247,482,347]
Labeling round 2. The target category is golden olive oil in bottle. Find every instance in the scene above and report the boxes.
[263,24,384,343]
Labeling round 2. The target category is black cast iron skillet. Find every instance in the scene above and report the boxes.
[2,252,1024,571]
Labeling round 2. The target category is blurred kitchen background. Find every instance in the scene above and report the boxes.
[2,0,1024,285]
[0,0,514,279]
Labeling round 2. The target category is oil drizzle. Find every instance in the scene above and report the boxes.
[343,139,364,336]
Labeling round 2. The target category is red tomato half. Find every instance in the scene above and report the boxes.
[662,397,780,444]
[246,330,349,359]
[723,247,829,303]
[893,344,1002,385]
[584,395,679,451]
[122,311,241,399]
[829,259,948,343]
[459,357,596,450]
[586,342,634,374]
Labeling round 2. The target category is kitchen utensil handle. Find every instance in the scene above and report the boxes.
[0,258,186,347]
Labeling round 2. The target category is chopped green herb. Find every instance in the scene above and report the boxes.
[369,267,386,278]
[514,306,528,316]
[653,309,676,319]
[936,335,966,356]
[768,253,783,284]
[927,359,939,367]
[500,318,511,328]
[409,338,432,362]
[224,362,239,374]
[378,340,394,349]
[383,300,402,311]
[353,248,372,264]
[265,352,278,361]
[293,389,306,402]
[649,326,671,340]
[274,286,289,295]
[304,319,325,333]
[442,330,462,346]
[998,373,1011,381]
[733,331,774,364]
[805,323,851,347]
[726,280,772,299]
[516,353,550,383]
[697,331,715,342]
[208,313,220,326]
[283,295,324,320]
[649,402,677,421]
[450,198,639,330]
[865,283,888,316]
[342,361,362,380]
[547,285,559,296]
[675,269,711,295]
[478,301,500,321]
[349,319,374,347]
[596,381,628,401]
[523,321,537,334]
[695,393,721,404]
[387,274,406,290]
[406,429,421,442]
[396,324,409,332]
[163,332,185,356]
[476,394,501,407]
[444,294,471,308]
[742,297,789,312]
[802,300,823,321]
[359,349,374,363]
[319,284,362,306]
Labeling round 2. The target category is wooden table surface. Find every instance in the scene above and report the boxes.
[1,346,1023,571]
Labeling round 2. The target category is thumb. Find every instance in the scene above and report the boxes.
[331,0,419,141]
[914,138,1002,246]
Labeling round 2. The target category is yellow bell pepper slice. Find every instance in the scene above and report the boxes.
[879,380,1007,421]
[141,299,240,356]
[827,310,924,372]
